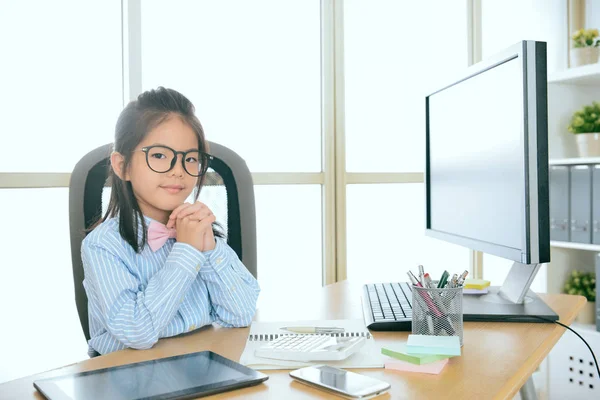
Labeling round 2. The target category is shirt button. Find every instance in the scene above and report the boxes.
[216,257,223,264]
[180,297,184,303]
[195,264,201,272]
[188,324,196,332]
[231,286,236,291]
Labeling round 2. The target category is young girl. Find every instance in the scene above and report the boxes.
[81,87,260,356]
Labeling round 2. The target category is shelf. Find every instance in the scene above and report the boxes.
[571,322,599,334]
[548,63,600,85]
[549,157,600,166]
[550,241,600,251]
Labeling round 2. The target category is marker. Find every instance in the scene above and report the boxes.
[437,270,450,289]
[423,273,434,289]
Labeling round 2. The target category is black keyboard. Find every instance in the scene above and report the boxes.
[361,282,413,331]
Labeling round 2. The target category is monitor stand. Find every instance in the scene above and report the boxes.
[463,261,559,322]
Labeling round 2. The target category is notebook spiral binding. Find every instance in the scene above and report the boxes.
[249,331,372,342]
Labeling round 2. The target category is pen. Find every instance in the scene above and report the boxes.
[418,265,425,285]
[407,270,420,285]
[408,272,455,336]
[425,273,449,313]
[280,326,345,334]
[439,315,456,336]
[449,274,458,288]
[407,271,443,318]
[457,270,469,286]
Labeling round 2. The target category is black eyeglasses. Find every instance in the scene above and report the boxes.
[139,145,213,177]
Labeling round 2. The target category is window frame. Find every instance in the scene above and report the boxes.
[0,0,497,285]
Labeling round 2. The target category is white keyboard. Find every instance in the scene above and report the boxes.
[255,334,366,362]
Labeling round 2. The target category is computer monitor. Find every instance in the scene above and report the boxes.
[425,40,558,322]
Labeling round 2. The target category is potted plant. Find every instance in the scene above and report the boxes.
[571,28,600,67]
[563,270,596,324]
[568,101,600,157]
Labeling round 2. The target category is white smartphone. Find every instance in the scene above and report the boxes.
[289,365,391,399]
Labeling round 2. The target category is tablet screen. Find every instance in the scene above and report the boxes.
[34,351,268,400]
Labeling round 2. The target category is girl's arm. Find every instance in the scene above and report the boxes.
[82,240,204,350]
[198,238,260,327]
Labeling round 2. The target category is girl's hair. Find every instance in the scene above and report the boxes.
[96,87,221,252]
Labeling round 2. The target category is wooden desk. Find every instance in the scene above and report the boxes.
[1,281,585,400]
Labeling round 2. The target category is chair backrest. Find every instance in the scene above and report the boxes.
[68,142,256,341]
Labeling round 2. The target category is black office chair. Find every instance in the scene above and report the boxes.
[68,142,257,342]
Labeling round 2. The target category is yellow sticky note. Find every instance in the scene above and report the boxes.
[463,279,490,290]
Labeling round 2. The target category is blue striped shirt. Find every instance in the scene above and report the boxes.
[81,215,260,356]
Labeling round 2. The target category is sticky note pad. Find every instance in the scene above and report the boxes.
[463,288,489,295]
[384,357,449,374]
[463,279,490,290]
[381,344,451,365]
[406,335,461,356]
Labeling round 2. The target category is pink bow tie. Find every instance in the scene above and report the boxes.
[147,221,177,252]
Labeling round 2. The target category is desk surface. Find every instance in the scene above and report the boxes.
[1,281,585,400]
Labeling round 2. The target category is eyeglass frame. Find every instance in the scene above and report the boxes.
[138,145,213,177]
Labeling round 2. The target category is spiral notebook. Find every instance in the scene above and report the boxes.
[239,319,385,370]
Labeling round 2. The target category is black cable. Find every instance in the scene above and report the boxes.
[547,319,599,380]
[495,315,600,379]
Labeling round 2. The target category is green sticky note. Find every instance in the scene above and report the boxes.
[406,334,461,356]
[381,344,451,365]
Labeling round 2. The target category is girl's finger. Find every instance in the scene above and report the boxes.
[169,202,193,221]
[202,214,217,227]
[176,203,206,220]
[189,208,213,222]
[176,201,211,220]
[167,204,190,228]
[195,216,216,234]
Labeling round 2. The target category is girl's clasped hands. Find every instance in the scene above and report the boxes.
[167,201,217,252]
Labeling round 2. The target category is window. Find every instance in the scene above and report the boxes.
[0,189,88,383]
[0,0,122,383]
[344,0,469,172]
[140,0,321,173]
[344,0,470,281]
[140,0,323,297]
[482,0,567,75]
[347,184,470,283]
[481,0,567,286]
[255,186,322,303]
[0,0,122,172]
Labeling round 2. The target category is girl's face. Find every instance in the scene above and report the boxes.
[120,115,199,224]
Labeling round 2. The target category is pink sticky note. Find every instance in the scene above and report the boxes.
[384,357,449,375]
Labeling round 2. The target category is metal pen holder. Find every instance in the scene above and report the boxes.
[411,285,464,346]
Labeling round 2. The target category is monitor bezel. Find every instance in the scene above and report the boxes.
[425,40,549,265]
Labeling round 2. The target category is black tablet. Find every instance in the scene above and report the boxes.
[33,351,268,400]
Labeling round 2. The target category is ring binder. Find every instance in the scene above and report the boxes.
[240,319,384,370]
[249,331,372,341]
